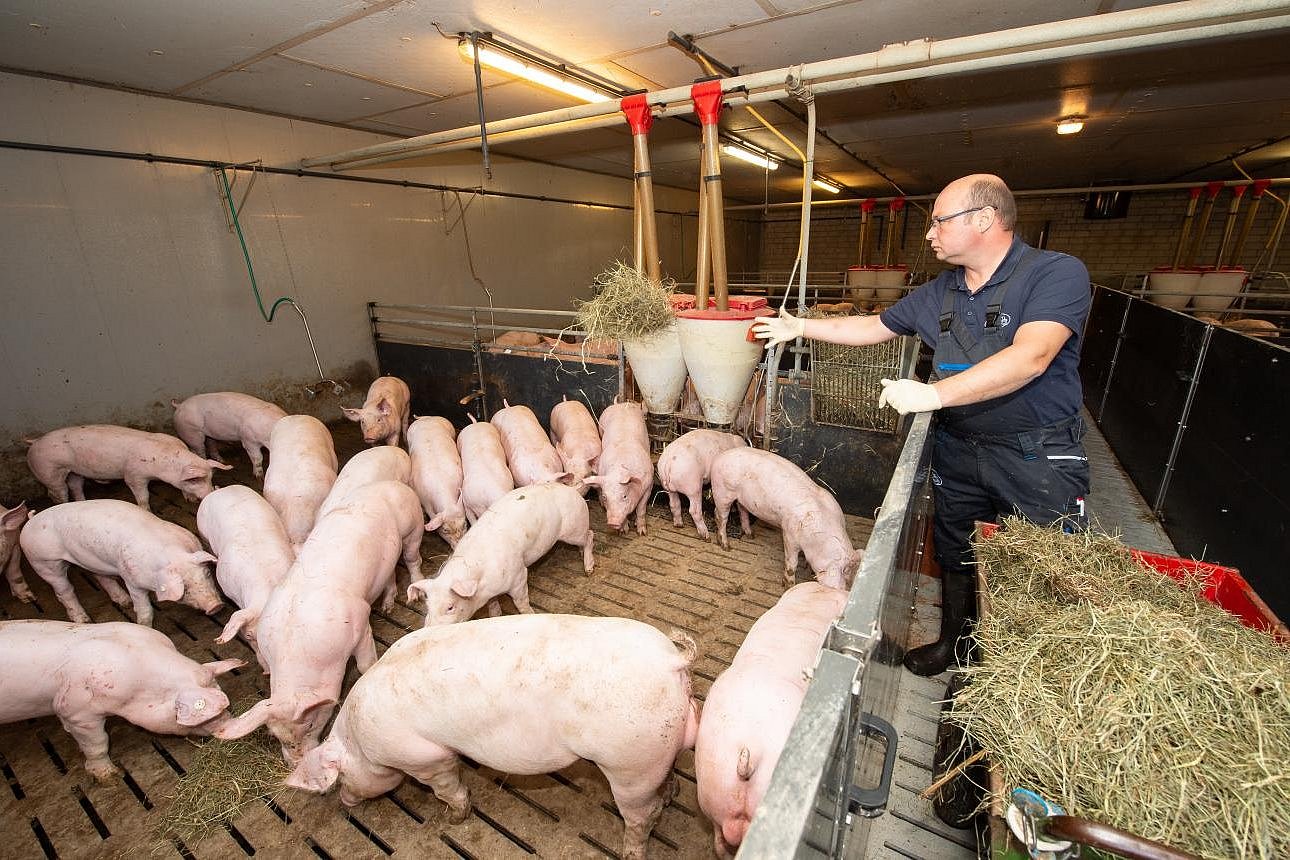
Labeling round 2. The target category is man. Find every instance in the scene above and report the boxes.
[753,174,1091,677]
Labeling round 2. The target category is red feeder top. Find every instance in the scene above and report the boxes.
[620,93,653,136]
[676,295,767,320]
[691,80,724,126]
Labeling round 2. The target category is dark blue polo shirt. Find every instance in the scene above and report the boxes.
[879,238,1091,431]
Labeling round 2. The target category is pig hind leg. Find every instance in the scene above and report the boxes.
[409,752,472,823]
[401,531,424,582]
[67,473,87,502]
[32,559,91,623]
[686,491,709,540]
[354,624,379,672]
[666,490,684,527]
[736,502,753,538]
[242,439,267,478]
[604,767,677,860]
[713,491,733,551]
[35,468,71,504]
[174,420,206,458]
[58,713,119,781]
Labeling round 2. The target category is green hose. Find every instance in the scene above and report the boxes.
[216,166,296,323]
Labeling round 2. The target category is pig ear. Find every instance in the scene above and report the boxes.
[202,658,245,677]
[425,512,446,532]
[1,503,26,528]
[581,475,602,487]
[154,567,186,601]
[207,460,234,472]
[213,699,273,739]
[341,407,362,422]
[406,580,432,603]
[377,398,392,416]
[293,697,336,725]
[617,468,633,485]
[285,739,343,794]
[175,688,228,727]
[450,573,478,599]
[181,463,210,480]
[189,550,219,566]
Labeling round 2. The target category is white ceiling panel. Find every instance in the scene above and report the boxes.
[0,0,371,92]
[186,56,422,123]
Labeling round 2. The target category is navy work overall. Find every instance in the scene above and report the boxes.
[929,247,1090,583]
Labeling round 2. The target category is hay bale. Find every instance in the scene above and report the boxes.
[950,519,1290,860]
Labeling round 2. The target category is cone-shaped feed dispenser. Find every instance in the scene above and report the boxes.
[675,295,767,425]
[624,321,688,414]
[1147,266,1202,310]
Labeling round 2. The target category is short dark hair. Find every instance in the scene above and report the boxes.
[967,177,1016,231]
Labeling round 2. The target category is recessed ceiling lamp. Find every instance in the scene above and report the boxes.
[1056,115,1086,135]
[721,143,780,170]
[458,34,621,104]
[813,177,842,194]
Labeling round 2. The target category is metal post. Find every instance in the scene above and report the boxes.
[1153,324,1212,517]
[470,306,489,419]
[1095,291,1134,422]
[469,32,492,181]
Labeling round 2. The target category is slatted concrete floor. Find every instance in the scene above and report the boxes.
[0,421,874,860]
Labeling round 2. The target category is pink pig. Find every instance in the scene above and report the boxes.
[171,391,287,478]
[25,425,232,511]
[196,486,296,668]
[263,415,338,549]
[342,376,411,446]
[709,448,861,590]
[316,445,412,521]
[20,499,224,626]
[657,430,748,540]
[457,417,515,524]
[0,619,241,781]
[214,481,425,764]
[550,397,602,492]
[284,614,700,860]
[694,582,847,855]
[587,401,654,535]
[1,502,33,603]
[408,482,593,625]
[491,402,565,488]
[407,417,468,546]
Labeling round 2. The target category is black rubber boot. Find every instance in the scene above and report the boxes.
[904,572,973,676]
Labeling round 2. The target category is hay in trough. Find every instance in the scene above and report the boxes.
[574,261,675,342]
[152,712,288,851]
[949,518,1290,860]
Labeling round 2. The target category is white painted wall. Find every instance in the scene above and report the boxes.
[1,72,754,449]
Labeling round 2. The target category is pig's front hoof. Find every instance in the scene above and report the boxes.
[86,760,121,782]
[14,587,36,604]
[447,802,471,824]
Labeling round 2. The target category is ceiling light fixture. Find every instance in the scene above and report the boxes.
[1056,115,1086,135]
[812,177,842,194]
[721,142,780,170]
[458,33,623,104]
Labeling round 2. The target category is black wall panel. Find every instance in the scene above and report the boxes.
[1161,327,1290,620]
[1081,287,1130,419]
[1097,301,1204,505]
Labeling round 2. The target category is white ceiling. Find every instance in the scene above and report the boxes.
[3,0,1288,202]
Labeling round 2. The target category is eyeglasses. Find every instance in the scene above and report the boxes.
[928,205,993,229]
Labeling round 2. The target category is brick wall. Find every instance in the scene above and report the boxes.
[757,188,1289,286]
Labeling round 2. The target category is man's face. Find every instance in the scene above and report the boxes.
[925,188,980,264]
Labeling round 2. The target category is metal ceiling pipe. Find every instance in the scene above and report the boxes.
[301,0,1290,170]
[729,179,1290,212]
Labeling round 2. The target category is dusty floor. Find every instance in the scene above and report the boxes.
[0,421,873,860]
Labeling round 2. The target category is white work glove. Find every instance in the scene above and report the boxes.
[877,378,942,415]
[751,307,806,349]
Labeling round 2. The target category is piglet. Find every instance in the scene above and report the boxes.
[407,417,467,546]
[171,392,287,477]
[657,430,748,540]
[695,583,847,855]
[285,614,700,860]
[0,620,241,781]
[316,445,412,521]
[550,397,601,492]
[342,376,411,446]
[408,482,593,626]
[1,502,33,603]
[491,402,565,487]
[214,481,425,764]
[457,417,514,524]
[20,499,224,626]
[709,448,861,590]
[587,401,654,535]
[197,486,296,668]
[263,415,338,549]
[25,425,232,511]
